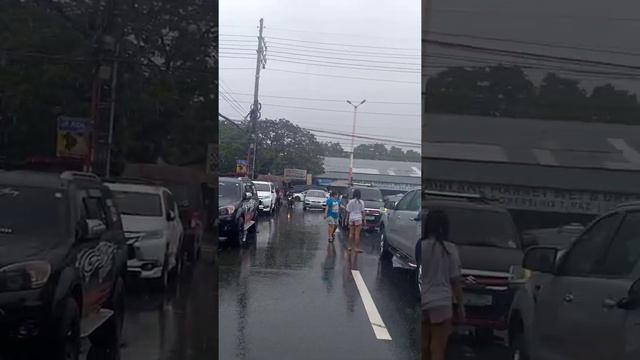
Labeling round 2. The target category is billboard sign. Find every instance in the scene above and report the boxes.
[56,117,90,159]
[284,168,307,180]
[425,179,640,215]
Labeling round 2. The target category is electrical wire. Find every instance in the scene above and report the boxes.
[220,33,420,51]
[223,92,419,105]
[266,68,420,84]
[259,103,419,117]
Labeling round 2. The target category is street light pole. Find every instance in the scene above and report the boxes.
[346,99,366,184]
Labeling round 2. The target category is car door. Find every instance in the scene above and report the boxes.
[551,210,640,360]
[74,186,118,315]
[387,190,419,257]
[531,212,623,360]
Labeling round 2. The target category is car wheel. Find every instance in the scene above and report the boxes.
[50,297,80,360]
[510,331,530,360]
[379,228,392,260]
[90,277,125,348]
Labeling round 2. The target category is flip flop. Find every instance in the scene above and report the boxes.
[355,249,363,253]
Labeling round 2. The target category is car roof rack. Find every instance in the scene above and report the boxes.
[424,190,497,203]
[60,171,100,181]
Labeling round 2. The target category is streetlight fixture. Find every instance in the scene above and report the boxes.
[346,99,366,184]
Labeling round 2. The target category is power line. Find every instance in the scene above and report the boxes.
[220,80,249,115]
[219,91,246,118]
[259,103,419,117]
[225,92,419,105]
[266,68,420,84]
[221,41,420,59]
[220,33,420,51]
[428,31,640,58]
[430,7,640,22]
[426,39,640,71]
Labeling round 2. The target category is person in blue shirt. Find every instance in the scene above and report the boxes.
[324,191,340,242]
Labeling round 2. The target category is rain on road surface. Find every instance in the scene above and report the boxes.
[219,205,513,360]
[219,205,421,360]
[80,234,218,360]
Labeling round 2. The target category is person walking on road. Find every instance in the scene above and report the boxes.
[346,189,366,253]
[417,210,464,360]
[324,191,340,242]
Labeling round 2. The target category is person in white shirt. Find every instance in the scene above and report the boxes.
[418,210,464,360]
[346,189,366,253]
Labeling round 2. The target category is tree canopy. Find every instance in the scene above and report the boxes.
[425,65,640,124]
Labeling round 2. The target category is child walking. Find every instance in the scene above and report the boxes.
[324,191,340,242]
[346,189,366,253]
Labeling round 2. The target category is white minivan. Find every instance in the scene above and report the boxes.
[253,181,276,215]
[106,181,183,290]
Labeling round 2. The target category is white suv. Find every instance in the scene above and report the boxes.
[106,182,184,290]
[253,181,276,215]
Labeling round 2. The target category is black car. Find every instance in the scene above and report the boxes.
[339,186,385,231]
[422,190,523,338]
[0,170,127,360]
[218,177,259,246]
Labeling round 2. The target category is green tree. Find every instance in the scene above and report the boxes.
[588,84,640,124]
[535,72,589,120]
[320,141,348,157]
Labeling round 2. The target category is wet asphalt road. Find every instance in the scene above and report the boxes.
[219,205,513,360]
[81,234,218,360]
[219,205,421,360]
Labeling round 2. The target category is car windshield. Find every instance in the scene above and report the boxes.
[254,183,271,192]
[219,181,241,200]
[0,186,67,237]
[354,188,383,202]
[307,190,325,198]
[445,208,519,249]
[165,184,198,207]
[113,191,163,217]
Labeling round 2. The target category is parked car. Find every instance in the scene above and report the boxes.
[218,177,259,246]
[253,180,276,215]
[120,164,210,264]
[303,189,328,211]
[339,186,385,231]
[508,202,640,360]
[384,190,523,338]
[0,170,127,360]
[105,181,183,290]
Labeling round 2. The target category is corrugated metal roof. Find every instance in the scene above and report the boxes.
[318,171,421,185]
[423,113,640,170]
[323,157,421,177]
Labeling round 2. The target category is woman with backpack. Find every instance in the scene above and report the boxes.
[346,189,366,253]
[417,210,465,360]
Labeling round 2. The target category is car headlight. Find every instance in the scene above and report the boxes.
[219,205,235,216]
[509,265,531,284]
[0,261,51,291]
[141,230,165,241]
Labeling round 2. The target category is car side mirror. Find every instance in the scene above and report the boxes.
[523,246,558,274]
[618,279,640,310]
[80,219,107,241]
[166,210,176,222]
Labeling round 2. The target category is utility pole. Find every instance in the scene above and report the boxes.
[105,43,120,177]
[248,18,267,179]
[346,99,366,184]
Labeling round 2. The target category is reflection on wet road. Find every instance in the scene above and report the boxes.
[81,234,218,360]
[219,207,420,360]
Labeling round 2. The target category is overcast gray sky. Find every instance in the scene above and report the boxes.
[425,0,640,93]
[220,0,421,152]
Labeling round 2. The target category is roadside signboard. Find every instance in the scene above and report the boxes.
[56,117,90,159]
[425,179,640,215]
[284,168,307,180]
[236,160,248,176]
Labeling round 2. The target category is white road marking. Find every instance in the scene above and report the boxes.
[351,270,392,341]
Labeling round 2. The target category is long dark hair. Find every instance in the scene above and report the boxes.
[423,210,450,254]
[352,189,361,200]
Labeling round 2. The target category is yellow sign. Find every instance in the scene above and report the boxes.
[56,117,90,159]
[236,160,248,176]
